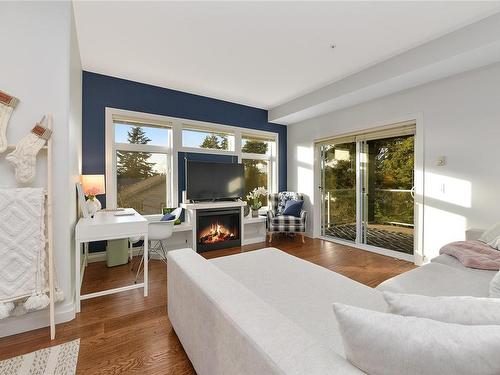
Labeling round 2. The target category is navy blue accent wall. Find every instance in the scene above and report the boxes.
[82,71,287,209]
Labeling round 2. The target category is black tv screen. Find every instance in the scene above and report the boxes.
[186,160,244,201]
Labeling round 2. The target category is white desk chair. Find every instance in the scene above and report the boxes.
[132,207,182,282]
[128,208,182,262]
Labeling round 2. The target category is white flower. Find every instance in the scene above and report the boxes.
[256,186,267,196]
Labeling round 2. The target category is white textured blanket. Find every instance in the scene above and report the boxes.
[0,188,53,318]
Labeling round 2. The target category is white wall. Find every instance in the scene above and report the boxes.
[0,1,82,337]
[69,1,83,313]
[288,62,500,260]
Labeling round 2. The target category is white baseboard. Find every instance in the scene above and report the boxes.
[0,301,75,338]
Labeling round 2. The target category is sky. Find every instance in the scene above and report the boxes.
[115,123,230,149]
[115,124,232,174]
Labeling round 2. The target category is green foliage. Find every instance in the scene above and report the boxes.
[243,140,269,205]
[117,126,157,178]
[243,159,268,206]
[373,136,414,190]
[242,139,268,154]
[323,135,415,227]
[200,133,228,150]
[374,190,414,224]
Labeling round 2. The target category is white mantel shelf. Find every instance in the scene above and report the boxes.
[180,201,247,210]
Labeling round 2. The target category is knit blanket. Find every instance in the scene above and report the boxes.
[440,240,500,270]
[0,188,51,318]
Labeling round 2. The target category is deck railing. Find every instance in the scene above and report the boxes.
[323,188,414,228]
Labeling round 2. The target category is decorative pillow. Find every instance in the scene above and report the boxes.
[383,292,500,325]
[162,207,182,225]
[333,303,500,375]
[282,200,303,217]
[277,192,301,214]
[479,222,500,250]
[491,271,500,298]
[160,213,175,221]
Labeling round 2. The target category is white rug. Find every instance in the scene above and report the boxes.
[0,339,79,375]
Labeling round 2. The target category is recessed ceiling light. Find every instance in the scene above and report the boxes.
[330,44,336,49]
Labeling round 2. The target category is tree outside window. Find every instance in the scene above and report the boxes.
[116,126,167,214]
[199,133,228,150]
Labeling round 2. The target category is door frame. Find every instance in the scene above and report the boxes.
[314,113,425,265]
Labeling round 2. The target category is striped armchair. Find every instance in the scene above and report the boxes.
[267,192,307,243]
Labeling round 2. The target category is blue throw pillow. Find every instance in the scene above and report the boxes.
[282,200,303,217]
[160,213,175,221]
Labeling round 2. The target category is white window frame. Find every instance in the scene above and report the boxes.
[105,107,279,209]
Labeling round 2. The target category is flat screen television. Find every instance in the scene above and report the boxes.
[186,160,245,201]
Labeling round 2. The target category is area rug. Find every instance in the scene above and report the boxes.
[0,339,79,375]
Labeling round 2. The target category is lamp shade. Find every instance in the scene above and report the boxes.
[81,174,106,196]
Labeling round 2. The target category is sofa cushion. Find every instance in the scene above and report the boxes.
[333,303,500,375]
[211,248,387,356]
[376,262,491,297]
[271,215,303,225]
[168,249,364,375]
[479,222,500,250]
[383,292,500,325]
[431,254,496,283]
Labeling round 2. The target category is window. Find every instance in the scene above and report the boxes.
[114,120,171,214]
[182,127,235,151]
[242,159,270,206]
[107,108,279,211]
[241,135,276,207]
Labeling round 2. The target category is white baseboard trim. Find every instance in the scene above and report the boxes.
[318,235,415,263]
[0,301,75,338]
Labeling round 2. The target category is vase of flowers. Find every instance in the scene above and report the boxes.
[246,187,267,218]
[85,188,102,217]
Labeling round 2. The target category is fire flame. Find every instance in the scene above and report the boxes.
[199,222,236,244]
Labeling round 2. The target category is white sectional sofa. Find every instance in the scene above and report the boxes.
[167,242,496,375]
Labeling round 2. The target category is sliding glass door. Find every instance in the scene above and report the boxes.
[319,126,415,255]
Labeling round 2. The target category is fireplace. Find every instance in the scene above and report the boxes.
[196,208,241,252]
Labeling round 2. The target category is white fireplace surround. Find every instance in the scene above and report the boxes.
[181,201,266,251]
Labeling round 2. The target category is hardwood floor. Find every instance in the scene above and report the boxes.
[0,237,415,374]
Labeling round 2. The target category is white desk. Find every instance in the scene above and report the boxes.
[75,208,148,313]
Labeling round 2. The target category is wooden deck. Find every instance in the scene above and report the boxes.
[325,224,414,254]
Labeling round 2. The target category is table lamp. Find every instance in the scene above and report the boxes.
[81,174,106,217]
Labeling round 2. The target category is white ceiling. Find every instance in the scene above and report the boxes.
[73,1,500,110]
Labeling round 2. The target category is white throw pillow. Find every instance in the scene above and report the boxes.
[479,222,500,250]
[333,303,500,375]
[491,271,500,298]
[383,292,500,325]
